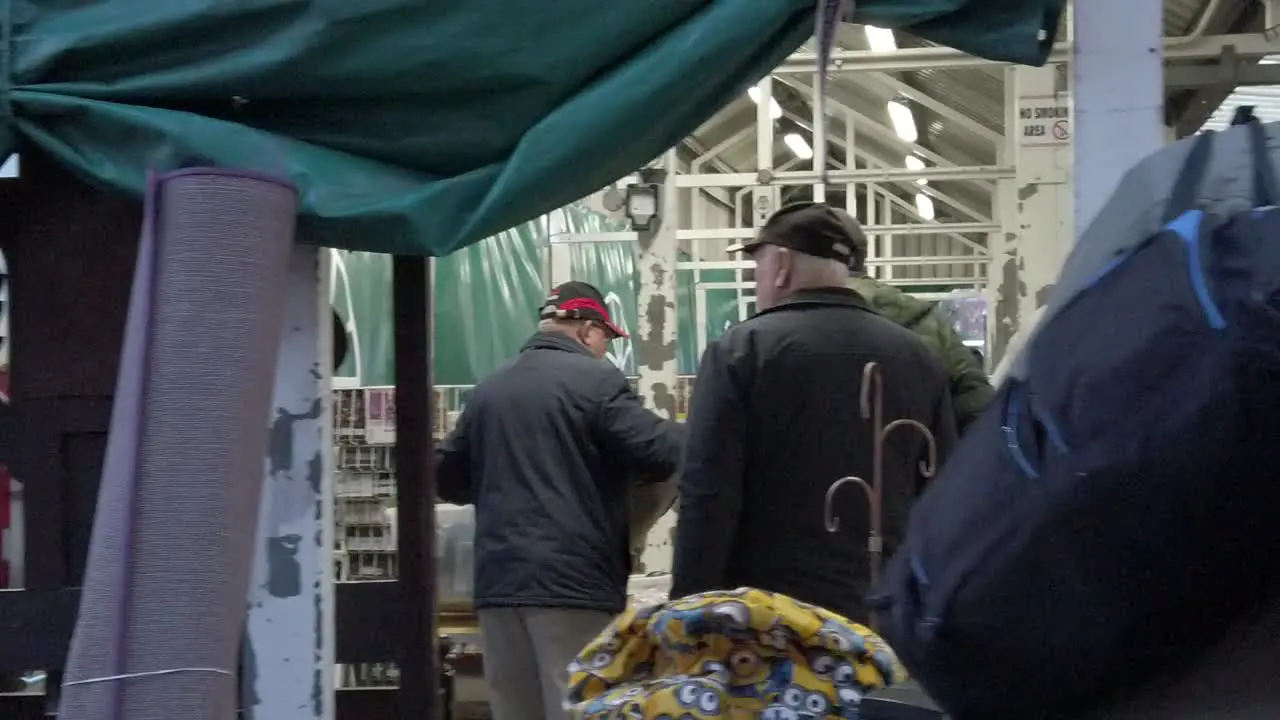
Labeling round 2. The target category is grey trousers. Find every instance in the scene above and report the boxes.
[478,607,613,720]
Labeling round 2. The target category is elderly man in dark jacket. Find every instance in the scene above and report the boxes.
[436,280,683,720]
[670,202,957,623]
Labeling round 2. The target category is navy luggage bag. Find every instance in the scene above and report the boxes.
[873,111,1280,719]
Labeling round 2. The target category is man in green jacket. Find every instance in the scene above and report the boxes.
[834,208,994,431]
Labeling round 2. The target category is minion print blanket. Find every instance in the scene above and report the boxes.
[566,588,906,719]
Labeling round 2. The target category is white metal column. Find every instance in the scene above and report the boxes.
[634,150,680,574]
[1072,0,1164,234]
[243,245,335,720]
[547,209,574,289]
[635,151,680,421]
[1005,63,1073,359]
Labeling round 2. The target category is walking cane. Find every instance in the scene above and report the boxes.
[822,362,939,626]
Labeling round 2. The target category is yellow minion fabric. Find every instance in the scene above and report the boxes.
[566,588,907,720]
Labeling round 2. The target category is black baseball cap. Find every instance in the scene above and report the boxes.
[540,281,628,339]
[726,201,867,268]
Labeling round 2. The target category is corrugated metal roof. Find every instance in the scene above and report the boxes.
[898,0,1221,164]
[685,0,1227,225]
[1165,0,1217,35]
[1201,58,1280,131]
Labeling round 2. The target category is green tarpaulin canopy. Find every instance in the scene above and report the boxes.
[5,0,1065,256]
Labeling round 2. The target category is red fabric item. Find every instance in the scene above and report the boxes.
[558,296,608,317]
[0,469,7,589]
[556,297,628,338]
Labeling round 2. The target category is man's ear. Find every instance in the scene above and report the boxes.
[774,247,792,288]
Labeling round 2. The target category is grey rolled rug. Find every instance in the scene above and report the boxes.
[59,168,298,720]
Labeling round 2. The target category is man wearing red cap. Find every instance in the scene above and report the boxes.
[436,280,683,720]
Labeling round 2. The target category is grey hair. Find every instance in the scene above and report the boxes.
[539,317,586,332]
[788,251,851,288]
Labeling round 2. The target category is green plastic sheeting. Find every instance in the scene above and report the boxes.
[8,0,1064,257]
[333,204,745,386]
[332,226,544,388]
[566,243,741,378]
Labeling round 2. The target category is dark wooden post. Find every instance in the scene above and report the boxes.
[0,153,140,714]
[391,255,440,718]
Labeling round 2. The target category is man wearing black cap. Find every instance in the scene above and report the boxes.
[669,202,957,622]
[435,280,682,720]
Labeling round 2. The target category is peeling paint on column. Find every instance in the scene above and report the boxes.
[634,151,681,574]
[991,240,1022,369]
[244,246,334,720]
[641,268,678,370]
[635,154,680,422]
[638,266,678,419]
[998,64,1075,371]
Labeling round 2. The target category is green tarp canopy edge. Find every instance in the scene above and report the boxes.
[3,0,1066,257]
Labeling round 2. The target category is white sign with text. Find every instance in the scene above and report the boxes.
[1019,99,1071,146]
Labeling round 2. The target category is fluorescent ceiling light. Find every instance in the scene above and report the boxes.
[0,154,18,179]
[747,86,783,120]
[904,155,928,185]
[784,132,813,160]
[887,101,918,143]
[915,193,935,220]
[864,26,897,52]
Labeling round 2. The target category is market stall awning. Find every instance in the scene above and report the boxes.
[3,0,1065,256]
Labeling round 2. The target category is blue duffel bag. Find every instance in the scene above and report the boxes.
[872,111,1280,719]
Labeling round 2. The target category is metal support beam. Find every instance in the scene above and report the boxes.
[864,71,1003,145]
[680,256,985,272]
[751,76,778,226]
[559,222,996,245]
[777,33,1278,74]
[632,150,680,573]
[391,255,440,720]
[243,246,335,720]
[819,147,991,255]
[778,106,993,226]
[1073,0,1164,235]
[755,76,775,172]
[1165,62,1280,89]
[635,150,680,421]
[997,64,1073,367]
[693,126,754,167]
[778,75,996,189]
[681,224,995,240]
[679,138,737,219]
[988,66,1022,367]
[677,166,1011,188]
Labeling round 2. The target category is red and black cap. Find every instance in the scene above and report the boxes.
[726,201,867,269]
[540,281,628,339]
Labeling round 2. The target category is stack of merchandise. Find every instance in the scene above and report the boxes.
[332,386,474,687]
[332,388,400,687]
[333,388,399,582]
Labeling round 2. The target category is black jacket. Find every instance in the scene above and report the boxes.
[670,288,957,622]
[436,331,683,613]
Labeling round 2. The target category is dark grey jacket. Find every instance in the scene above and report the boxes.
[670,288,957,622]
[436,331,683,613]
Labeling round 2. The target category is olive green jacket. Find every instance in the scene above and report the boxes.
[847,276,993,432]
